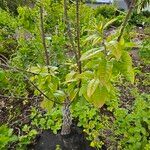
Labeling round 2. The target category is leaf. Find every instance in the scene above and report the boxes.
[121,51,135,83]
[54,90,65,102]
[70,88,79,101]
[84,86,108,108]
[0,69,5,81]
[40,99,53,112]
[87,78,100,98]
[92,37,102,46]
[124,42,138,48]
[112,44,122,61]
[97,59,106,85]
[103,18,118,29]
[107,40,122,61]
[113,51,134,83]
[80,47,104,61]
[66,71,77,82]
[28,66,41,74]
[78,71,94,80]
[85,34,98,42]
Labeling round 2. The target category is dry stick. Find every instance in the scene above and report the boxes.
[117,0,136,42]
[63,0,79,68]
[40,6,50,72]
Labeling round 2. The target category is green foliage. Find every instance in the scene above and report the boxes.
[95,5,116,18]
[0,0,35,14]
[139,38,150,63]
[17,125,38,150]
[114,93,150,149]
[137,0,150,11]
[0,125,18,150]
[72,99,104,148]
[79,22,135,107]
[0,1,149,149]
[129,11,150,26]
[30,107,62,134]
[0,9,17,56]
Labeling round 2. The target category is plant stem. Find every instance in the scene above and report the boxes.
[63,0,79,71]
[76,0,82,75]
[117,0,136,42]
[40,6,50,72]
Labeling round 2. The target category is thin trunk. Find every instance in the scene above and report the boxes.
[61,97,72,135]
[40,6,50,72]
[63,0,80,73]
[76,0,82,75]
[118,0,136,42]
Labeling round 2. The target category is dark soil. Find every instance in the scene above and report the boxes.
[29,126,107,150]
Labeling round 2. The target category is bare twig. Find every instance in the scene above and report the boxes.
[117,0,136,42]
[40,6,50,72]
[0,63,38,75]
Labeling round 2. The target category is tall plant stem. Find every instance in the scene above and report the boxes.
[76,0,82,75]
[63,0,80,72]
[117,0,136,42]
[40,6,50,72]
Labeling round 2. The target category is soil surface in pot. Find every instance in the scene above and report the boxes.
[29,125,107,150]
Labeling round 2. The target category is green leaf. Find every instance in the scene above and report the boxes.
[78,71,94,80]
[92,37,102,46]
[112,45,122,61]
[40,99,54,112]
[80,47,104,61]
[85,34,98,42]
[84,86,108,108]
[103,18,118,29]
[66,71,77,82]
[54,90,65,102]
[87,78,100,98]
[97,60,106,85]
[121,51,135,83]
[0,69,5,81]
[107,40,122,61]
[70,88,79,101]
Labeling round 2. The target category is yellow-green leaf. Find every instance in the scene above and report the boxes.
[84,86,108,108]
[40,99,53,112]
[80,47,104,61]
[87,78,100,98]
[66,71,77,82]
[92,37,102,46]
[103,18,118,29]
[70,88,79,101]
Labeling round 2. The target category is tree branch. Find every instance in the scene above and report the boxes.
[0,63,38,75]
[0,63,63,105]
[40,6,50,72]
[76,0,82,74]
[117,0,136,42]
[63,0,79,69]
